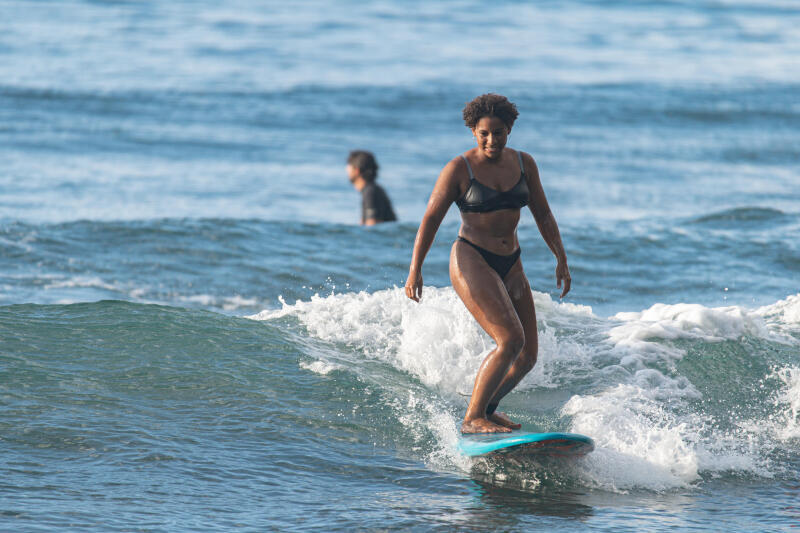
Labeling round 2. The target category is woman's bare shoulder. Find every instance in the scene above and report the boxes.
[516,150,540,178]
[431,154,471,201]
[440,153,471,180]
[516,149,537,165]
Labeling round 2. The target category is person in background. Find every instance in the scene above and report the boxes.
[347,150,397,225]
[404,94,571,434]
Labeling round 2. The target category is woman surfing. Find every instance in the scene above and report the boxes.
[405,93,571,434]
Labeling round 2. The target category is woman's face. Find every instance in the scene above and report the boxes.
[472,115,509,160]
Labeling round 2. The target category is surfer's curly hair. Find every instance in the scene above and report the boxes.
[462,93,519,130]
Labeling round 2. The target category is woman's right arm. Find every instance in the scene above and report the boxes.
[405,158,462,302]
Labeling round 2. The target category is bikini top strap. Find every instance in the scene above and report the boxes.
[460,155,475,181]
[517,150,525,176]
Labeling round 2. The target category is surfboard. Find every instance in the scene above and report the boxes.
[458,431,595,458]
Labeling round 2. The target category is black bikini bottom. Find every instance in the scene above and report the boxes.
[458,236,521,280]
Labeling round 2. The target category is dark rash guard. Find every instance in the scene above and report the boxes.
[362,183,396,223]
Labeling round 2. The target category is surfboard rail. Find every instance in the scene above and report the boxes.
[458,431,595,458]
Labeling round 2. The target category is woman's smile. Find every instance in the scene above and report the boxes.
[473,115,509,160]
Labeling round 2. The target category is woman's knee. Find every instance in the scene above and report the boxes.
[519,346,538,373]
[497,330,525,359]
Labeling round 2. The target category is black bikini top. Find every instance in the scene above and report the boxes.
[456,150,529,213]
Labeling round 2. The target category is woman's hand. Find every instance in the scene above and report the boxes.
[556,261,571,298]
[405,270,423,302]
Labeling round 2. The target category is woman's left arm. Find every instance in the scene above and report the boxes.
[522,152,571,298]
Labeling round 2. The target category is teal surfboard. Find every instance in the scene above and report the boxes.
[458,431,595,458]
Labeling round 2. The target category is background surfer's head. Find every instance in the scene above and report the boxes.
[462,93,519,131]
[347,150,379,183]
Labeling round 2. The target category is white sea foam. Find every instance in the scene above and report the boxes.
[564,385,708,491]
[249,288,799,491]
[757,293,800,334]
[299,360,341,376]
[606,300,797,371]
[222,295,259,311]
[181,294,217,306]
[179,293,260,311]
[611,302,773,345]
[768,366,800,442]
[44,276,119,292]
[249,287,598,396]
[566,299,800,489]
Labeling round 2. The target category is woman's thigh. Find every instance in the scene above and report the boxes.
[503,259,538,351]
[449,241,523,343]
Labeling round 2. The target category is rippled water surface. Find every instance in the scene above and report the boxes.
[2,0,799,531]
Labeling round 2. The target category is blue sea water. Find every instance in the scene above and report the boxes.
[1,0,799,531]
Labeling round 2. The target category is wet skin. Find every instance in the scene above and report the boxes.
[406,115,571,434]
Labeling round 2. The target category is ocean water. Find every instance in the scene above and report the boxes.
[1,0,799,531]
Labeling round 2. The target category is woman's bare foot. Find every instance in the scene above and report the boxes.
[461,417,512,434]
[488,411,521,430]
